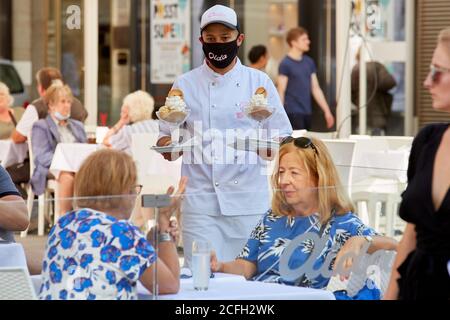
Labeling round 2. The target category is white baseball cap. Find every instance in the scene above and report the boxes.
[200,5,239,32]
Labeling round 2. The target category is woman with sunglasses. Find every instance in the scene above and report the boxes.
[211,137,397,299]
[385,28,450,300]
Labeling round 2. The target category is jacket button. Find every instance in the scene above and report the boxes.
[215,182,220,187]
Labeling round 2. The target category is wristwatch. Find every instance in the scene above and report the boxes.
[364,235,374,245]
[158,232,173,243]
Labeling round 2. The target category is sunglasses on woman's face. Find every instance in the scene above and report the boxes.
[429,64,450,83]
[280,136,319,155]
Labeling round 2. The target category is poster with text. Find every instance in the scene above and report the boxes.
[151,0,191,84]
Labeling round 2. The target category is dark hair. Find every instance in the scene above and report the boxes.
[36,68,63,90]
[248,45,268,64]
[286,27,308,47]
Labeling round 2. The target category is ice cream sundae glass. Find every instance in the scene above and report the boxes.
[156,89,191,145]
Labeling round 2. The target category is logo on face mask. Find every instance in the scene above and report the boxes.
[202,38,240,69]
[208,52,228,62]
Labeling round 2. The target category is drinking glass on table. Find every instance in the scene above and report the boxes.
[192,240,211,291]
[87,132,97,144]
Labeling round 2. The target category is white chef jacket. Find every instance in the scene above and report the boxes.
[159,59,292,216]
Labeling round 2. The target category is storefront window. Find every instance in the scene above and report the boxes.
[244,0,298,83]
[46,0,84,101]
[61,0,84,100]
[98,0,132,126]
[351,0,407,136]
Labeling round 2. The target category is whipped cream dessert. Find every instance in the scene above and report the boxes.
[246,87,273,122]
[249,94,269,108]
[158,90,188,122]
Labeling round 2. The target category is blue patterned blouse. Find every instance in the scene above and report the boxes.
[39,208,156,300]
[237,210,378,289]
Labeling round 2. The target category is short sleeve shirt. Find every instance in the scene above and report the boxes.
[237,210,377,289]
[39,208,156,300]
[0,166,21,242]
[15,104,39,138]
[279,55,317,115]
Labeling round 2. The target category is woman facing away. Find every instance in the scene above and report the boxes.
[0,81,25,140]
[39,149,185,300]
[384,28,450,300]
[211,136,398,299]
[102,90,158,154]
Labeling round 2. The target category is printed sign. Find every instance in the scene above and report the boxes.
[150,0,191,84]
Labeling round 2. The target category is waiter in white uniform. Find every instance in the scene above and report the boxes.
[157,5,292,267]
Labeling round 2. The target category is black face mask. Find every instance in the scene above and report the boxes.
[202,39,240,69]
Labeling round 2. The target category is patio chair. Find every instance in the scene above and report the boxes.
[21,133,59,237]
[0,267,37,300]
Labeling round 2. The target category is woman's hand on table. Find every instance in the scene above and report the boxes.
[210,250,223,273]
[333,236,368,281]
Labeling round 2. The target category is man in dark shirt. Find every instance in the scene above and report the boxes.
[277,27,335,130]
[0,166,29,242]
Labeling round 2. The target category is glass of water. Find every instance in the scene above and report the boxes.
[192,240,211,291]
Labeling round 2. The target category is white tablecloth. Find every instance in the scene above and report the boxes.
[0,140,28,168]
[49,143,101,179]
[138,272,335,300]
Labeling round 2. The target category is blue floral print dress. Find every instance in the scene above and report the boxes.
[39,208,156,300]
[237,210,378,290]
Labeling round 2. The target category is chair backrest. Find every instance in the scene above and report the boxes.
[321,139,356,194]
[27,133,35,177]
[0,267,37,300]
[349,134,372,140]
[95,126,109,144]
[0,243,28,268]
[308,131,337,140]
[371,136,413,151]
[291,130,308,138]
[326,250,396,298]
[131,133,181,194]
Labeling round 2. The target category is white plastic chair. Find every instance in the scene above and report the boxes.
[321,139,357,195]
[130,133,182,193]
[0,242,27,268]
[21,134,59,237]
[130,133,182,230]
[352,191,402,236]
[95,126,109,144]
[291,130,308,138]
[371,136,413,151]
[308,131,338,140]
[0,267,37,300]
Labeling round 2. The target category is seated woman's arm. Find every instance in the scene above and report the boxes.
[333,217,398,280]
[384,223,416,300]
[365,235,398,253]
[211,252,257,280]
[102,124,121,147]
[102,113,128,147]
[139,240,180,295]
[0,195,29,232]
[31,124,56,169]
